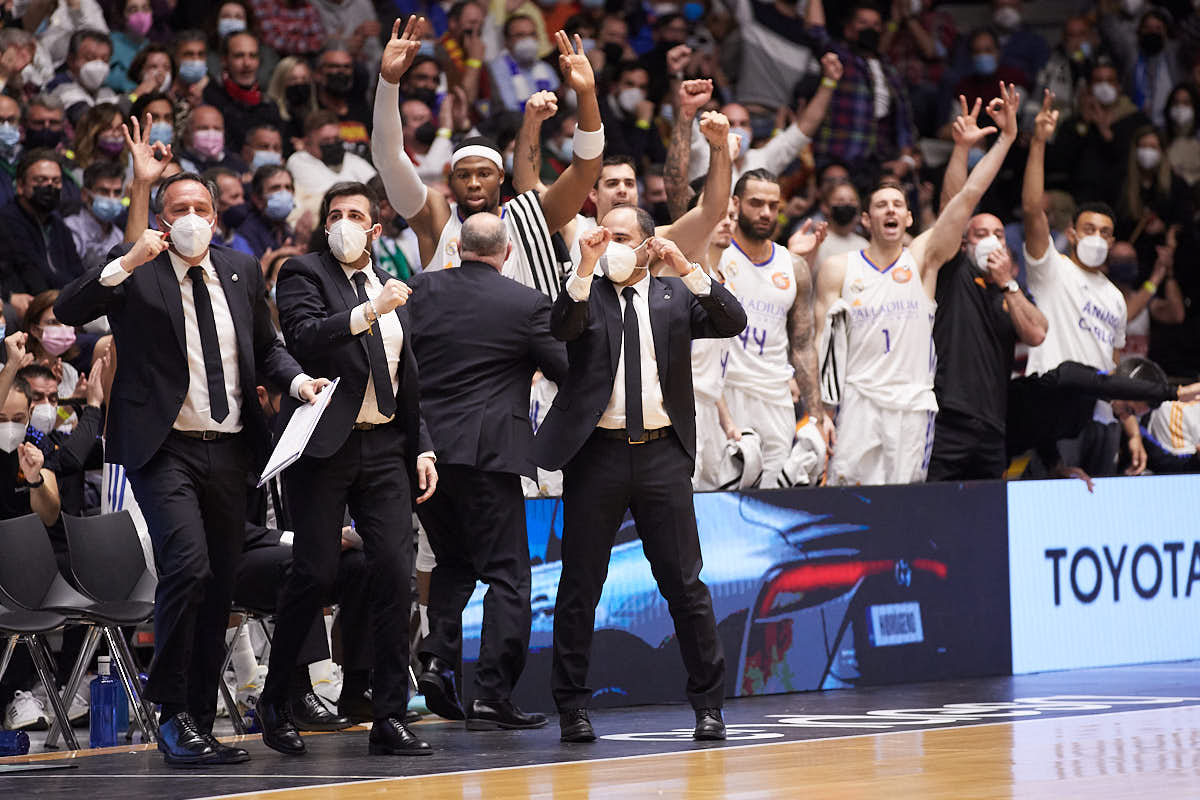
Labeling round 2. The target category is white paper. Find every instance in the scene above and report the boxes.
[257,377,340,487]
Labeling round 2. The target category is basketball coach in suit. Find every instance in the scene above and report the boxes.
[406,213,568,731]
[258,181,438,758]
[54,171,326,767]
[535,205,747,743]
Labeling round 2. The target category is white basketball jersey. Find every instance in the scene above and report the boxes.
[721,241,796,405]
[841,248,937,411]
[691,257,731,403]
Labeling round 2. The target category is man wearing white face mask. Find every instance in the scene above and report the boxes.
[49,30,119,125]
[55,158,325,766]
[260,181,438,759]
[1024,88,1142,477]
[490,14,559,112]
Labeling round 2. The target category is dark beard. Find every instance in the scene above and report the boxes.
[736,212,775,242]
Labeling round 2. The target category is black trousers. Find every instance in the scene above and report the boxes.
[126,432,251,731]
[551,431,725,713]
[417,465,529,701]
[926,409,1008,481]
[264,424,413,718]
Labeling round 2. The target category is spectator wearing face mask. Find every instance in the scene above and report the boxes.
[125,46,177,110]
[239,123,286,178]
[0,96,23,205]
[49,30,119,126]
[202,166,257,256]
[70,103,129,178]
[171,30,212,112]
[22,291,83,398]
[950,28,1030,117]
[313,44,372,161]
[1034,15,1099,115]
[1115,126,1192,255]
[1163,83,1200,188]
[236,164,298,258]
[106,0,156,94]
[130,91,177,156]
[285,109,377,225]
[1109,8,1181,128]
[1107,239,1185,361]
[178,104,247,175]
[976,0,1049,82]
[64,161,127,270]
[598,61,664,165]
[812,180,868,272]
[437,1,490,110]
[36,0,110,70]
[266,57,319,145]
[490,15,559,113]
[202,31,285,153]
[0,152,85,321]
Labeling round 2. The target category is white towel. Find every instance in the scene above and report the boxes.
[819,298,851,406]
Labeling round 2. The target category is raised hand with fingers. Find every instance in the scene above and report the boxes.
[125,113,172,184]
[952,95,996,149]
[1032,88,1059,144]
[787,218,828,262]
[556,31,596,95]
[381,15,425,84]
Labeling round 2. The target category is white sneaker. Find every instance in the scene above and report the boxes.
[235,664,268,711]
[31,682,89,724]
[5,690,49,731]
[312,663,342,706]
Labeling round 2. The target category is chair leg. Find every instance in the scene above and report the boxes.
[27,634,79,751]
[219,615,248,735]
[0,634,17,683]
[45,626,102,750]
[104,627,158,744]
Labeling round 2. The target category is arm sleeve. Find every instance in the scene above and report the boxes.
[566,269,593,302]
[99,257,132,287]
[681,266,712,296]
[372,77,429,218]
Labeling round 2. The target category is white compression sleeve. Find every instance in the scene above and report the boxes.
[372,76,429,219]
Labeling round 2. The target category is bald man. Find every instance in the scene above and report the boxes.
[929,212,1048,480]
[406,213,567,730]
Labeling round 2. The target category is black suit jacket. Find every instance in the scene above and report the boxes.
[534,274,746,471]
[273,250,432,492]
[407,260,568,479]
[54,243,302,471]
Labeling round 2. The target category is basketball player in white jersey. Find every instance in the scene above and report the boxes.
[814,82,1021,486]
[372,17,602,297]
[512,78,733,267]
[720,168,828,486]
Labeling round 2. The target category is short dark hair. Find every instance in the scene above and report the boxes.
[614,60,648,83]
[733,168,778,198]
[1073,201,1116,227]
[968,27,998,51]
[244,122,281,144]
[606,202,655,239]
[250,164,290,198]
[15,363,57,390]
[16,148,61,182]
[448,1,477,22]
[303,108,340,136]
[868,178,908,206]
[68,29,111,60]
[595,154,636,187]
[202,165,239,187]
[503,13,535,38]
[220,30,259,60]
[1114,356,1168,385]
[130,90,173,123]
[128,44,174,85]
[172,29,207,52]
[319,181,380,227]
[83,160,125,189]
[152,171,219,214]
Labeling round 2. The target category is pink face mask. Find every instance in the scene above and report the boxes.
[40,324,76,356]
[127,10,153,36]
[192,128,225,159]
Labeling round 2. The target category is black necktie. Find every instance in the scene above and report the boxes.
[352,271,397,418]
[621,286,644,442]
[187,266,229,423]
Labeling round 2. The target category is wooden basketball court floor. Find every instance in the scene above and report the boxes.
[3,660,1200,799]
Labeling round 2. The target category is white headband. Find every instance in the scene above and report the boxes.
[450,145,503,171]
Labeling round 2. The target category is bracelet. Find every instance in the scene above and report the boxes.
[821,77,838,89]
[635,118,652,130]
[885,20,899,32]
[26,474,44,489]
[464,58,482,69]
[367,297,379,323]
[1142,280,1158,294]
[436,127,453,139]
[573,124,605,159]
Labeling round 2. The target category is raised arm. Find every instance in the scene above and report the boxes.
[123,113,172,243]
[748,53,842,178]
[1022,89,1058,262]
[660,110,731,263]
[664,78,713,220]
[939,95,996,211]
[806,0,825,28]
[0,334,33,409]
[537,32,604,234]
[513,90,554,194]
[913,82,1018,276]
[795,53,841,140]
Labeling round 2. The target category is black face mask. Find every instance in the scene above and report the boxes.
[648,201,672,227]
[323,71,354,96]
[855,27,881,53]
[30,184,60,214]
[830,204,859,226]
[319,140,345,167]
[602,42,625,65]
[1108,258,1138,286]
[407,87,437,109]
[23,127,62,150]
[1139,32,1165,57]
[414,120,437,147]
[222,202,250,230]
[285,83,312,107]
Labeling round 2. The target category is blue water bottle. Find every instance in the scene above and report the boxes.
[89,655,119,748]
[0,729,29,755]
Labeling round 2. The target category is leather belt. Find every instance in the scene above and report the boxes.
[174,429,237,441]
[352,422,379,431]
[596,426,672,445]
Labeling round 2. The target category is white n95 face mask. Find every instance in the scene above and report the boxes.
[972,234,1002,272]
[165,213,215,258]
[1075,234,1109,268]
[598,239,647,283]
[0,421,24,453]
[30,403,56,435]
[326,218,369,264]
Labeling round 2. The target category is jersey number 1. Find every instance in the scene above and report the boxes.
[882,328,891,354]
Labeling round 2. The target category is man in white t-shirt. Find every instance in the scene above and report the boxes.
[811,180,868,277]
[1022,88,1144,476]
[286,110,377,223]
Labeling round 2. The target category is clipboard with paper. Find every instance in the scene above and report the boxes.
[257,377,340,487]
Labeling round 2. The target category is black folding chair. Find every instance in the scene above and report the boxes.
[219,604,274,735]
[0,601,78,750]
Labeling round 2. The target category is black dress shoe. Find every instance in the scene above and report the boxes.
[258,700,306,756]
[290,689,353,731]
[157,712,221,767]
[201,733,251,764]
[693,707,726,741]
[416,656,465,721]
[558,708,596,742]
[338,689,373,724]
[368,715,432,756]
[466,698,548,730]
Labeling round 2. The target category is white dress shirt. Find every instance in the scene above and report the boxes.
[565,267,712,432]
[344,261,404,425]
[100,250,310,432]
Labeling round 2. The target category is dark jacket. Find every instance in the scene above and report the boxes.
[236,205,292,258]
[534,273,746,471]
[407,260,568,479]
[0,199,84,301]
[273,250,433,493]
[54,242,302,471]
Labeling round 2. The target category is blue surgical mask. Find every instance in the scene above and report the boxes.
[179,58,208,84]
[558,137,574,161]
[264,189,294,221]
[250,149,282,171]
[0,122,19,149]
[217,17,246,38]
[972,53,997,75]
[580,37,596,52]
[149,121,173,145]
[91,194,124,223]
[418,41,435,57]
[683,1,704,21]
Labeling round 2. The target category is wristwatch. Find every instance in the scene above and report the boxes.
[1004,280,1020,294]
